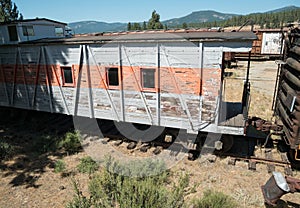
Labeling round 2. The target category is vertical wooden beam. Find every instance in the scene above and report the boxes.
[156,43,161,126]
[85,45,94,118]
[0,59,10,105]
[73,45,84,116]
[44,46,70,115]
[11,48,18,105]
[87,45,120,121]
[18,47,30,108]
[118,44,125,122]
[32,47,42,107]
[122,46,153,124]
[199,42,204,123]
[42,46,53,113]
[161,46,194,131]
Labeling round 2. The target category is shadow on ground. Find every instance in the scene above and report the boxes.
[0,107,74,188]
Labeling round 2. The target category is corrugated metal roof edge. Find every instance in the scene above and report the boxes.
[0,31,256,47]
[0,18,67,26]
[15,31,256,45]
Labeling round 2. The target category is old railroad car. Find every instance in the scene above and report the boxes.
[274,26,300,164]
[0,19,257,137]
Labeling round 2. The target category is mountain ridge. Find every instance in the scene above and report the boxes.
[163,10,238,26]
[68,5,300,34]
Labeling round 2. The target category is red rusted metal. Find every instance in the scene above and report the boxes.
[247,117,283,132]
[286,176,300,193]
[262,172,300,206]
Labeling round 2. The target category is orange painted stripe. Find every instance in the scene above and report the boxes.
[0,64,221,96]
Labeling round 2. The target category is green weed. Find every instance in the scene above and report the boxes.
[191,189,238,208]
[68,157,189,208]
[54,159,66,173]
[77,156,98,175]
[58,131,82,154]
[0,141,14,160]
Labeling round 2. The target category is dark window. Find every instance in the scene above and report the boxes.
[55,27,64,36]
[61,67,73,84]
[141,69,155,89]
[8,26,18,41]
[107,68,119,86]
[22,26,35,36]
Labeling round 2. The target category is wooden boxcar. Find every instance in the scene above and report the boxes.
[0,21,256,136]
[274,26,300,164]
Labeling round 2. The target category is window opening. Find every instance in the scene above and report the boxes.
[8,25,18,41]
[55,27,64,36]
[107,68,119,86]
[141,69,155,89]
[61,66,74,85]
[22,25,35,36]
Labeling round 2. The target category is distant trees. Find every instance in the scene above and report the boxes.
[0,0,22,22]
[127,8,300,31]
[127,10,163,31]
[185,8,300,29]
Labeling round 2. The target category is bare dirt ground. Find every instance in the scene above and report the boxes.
[0,61,300,208]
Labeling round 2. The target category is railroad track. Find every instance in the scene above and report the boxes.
[95,134,294,176]
[3,109,293,176]
[227,153,293,176]
[85,121,295,176]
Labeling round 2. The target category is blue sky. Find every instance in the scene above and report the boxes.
[13,0,300,23]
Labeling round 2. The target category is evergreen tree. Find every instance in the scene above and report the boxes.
[143,21,147,30]
[127,22,132,31]
[132,22,141,30]
[147,10,163,30]
[213,20,217,27]
[0,0,22,22]
[182,22,188,29]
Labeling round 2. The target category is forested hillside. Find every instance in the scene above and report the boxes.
[185,7,300,29]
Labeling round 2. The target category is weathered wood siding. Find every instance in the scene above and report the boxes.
[0,40,251,134]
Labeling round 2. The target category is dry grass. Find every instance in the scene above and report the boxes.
[0,61,299,208]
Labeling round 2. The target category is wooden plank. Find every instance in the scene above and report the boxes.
[161,47,195,130]
[31,47,42,107]
[85,45,94,118]
[44,47,70,115]
[11,48,18,105]
[88,45,120,121]
[42,47,53,113]
[18,48,30,108]
[122,45,153,124]
[73,45,84,116]
[119,44,125,122]
[157,44,161,125]
[0,59,10,105]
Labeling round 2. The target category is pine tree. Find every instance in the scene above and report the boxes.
[132,22,141,30]
[143,21,147,30]
[0,0,22,22]
[147,10,163,30]
[127,22,132,31]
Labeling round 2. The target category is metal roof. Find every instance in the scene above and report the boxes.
[0,18,67,26]
[20,31,257,45]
